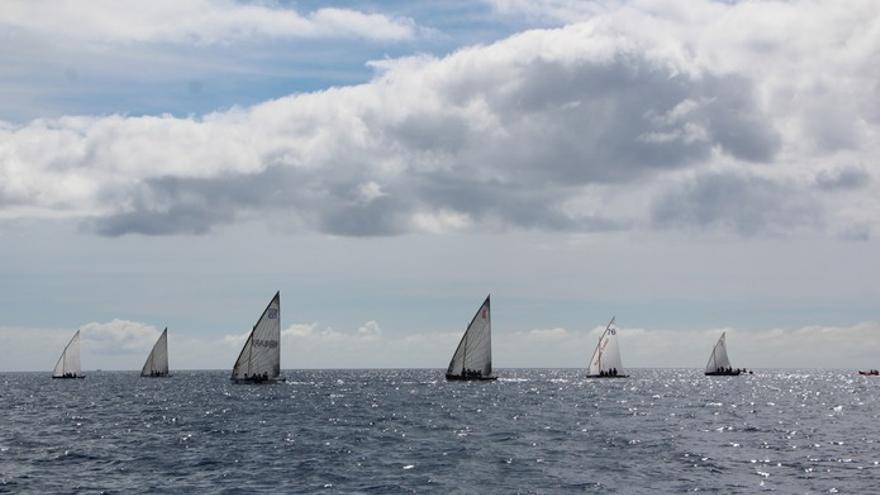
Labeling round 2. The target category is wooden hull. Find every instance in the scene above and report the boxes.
[586,374,628,379]
[705,371,742,376]
[445,374,497,381]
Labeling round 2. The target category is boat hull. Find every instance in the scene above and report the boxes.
[141,374,171,378]
[52,376,85,379]
[586,374,628,379]
[705,371,742,376]
[445,374,497,382]
[858,371,879,376]
[231,377,285,384]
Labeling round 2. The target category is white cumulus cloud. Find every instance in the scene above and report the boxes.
[0,0,878,239]
[0,0,420,44]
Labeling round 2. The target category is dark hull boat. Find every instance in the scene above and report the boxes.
[705,370,742,376]
[445,373,497,381]
[446,295,496,382]
[231,292,283,384]
[586,317,627,379]
[232,375,285,384]
[859,370,879,376]
[52,375,85,379]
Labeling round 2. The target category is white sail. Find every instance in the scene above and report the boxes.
[705,332,732,372]
[447,295,492,377]
[231,292,281,381]
[587,317,623,376]
[141,327,169,377]
[52,330,82,377]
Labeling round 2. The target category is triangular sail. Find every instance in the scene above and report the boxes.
[141,328,169,377]
[53,330,82,377]
[587,317,623,375]
[231,292,281,381]
[447,295,492,378]
[705,332,732,372]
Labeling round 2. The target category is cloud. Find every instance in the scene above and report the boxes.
[0,320,164,371]
[525,327,569,341]
[356,320,383,341]
[814,166,871,191]
[1,0,878,238]
[282,322,320,339]
[80,319,163,353]
[4,320,880,371]
[0,21,777,236]
[0,0,420,44]
[839,223,872,242]
[651,172,822,236]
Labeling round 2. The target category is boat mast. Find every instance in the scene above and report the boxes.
[247,324,255,376]
[461,328,468,375]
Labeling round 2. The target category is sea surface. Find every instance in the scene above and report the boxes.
[1,369,879,494]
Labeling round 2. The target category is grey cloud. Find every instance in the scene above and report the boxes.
[410,174,625,232]
[86,164,626,237]
[839,223,871,242]
[11,24,788,238]
[88,170,286,236]
[431,54,779,186]
[92,205,232,236]
[814,166,871,191]
[389,112,473,153]
[318,196,406,237]
[651,172,822,236]
[699,75,781,162]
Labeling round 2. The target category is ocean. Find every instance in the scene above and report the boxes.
[1,369,877,494]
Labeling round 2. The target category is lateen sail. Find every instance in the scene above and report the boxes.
[231,292,281,381]
[141,327,169,377]
[705,332,732,373]
[587,317,624,376]
[53,330,82,378]
[447,295,492,378]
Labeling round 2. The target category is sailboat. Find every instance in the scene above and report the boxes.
[704,332,741,376]
[231,291,282,383]
[141,327,170,377]
[446,295,496,381]
[586,317,627,378]
[52,330,84,379]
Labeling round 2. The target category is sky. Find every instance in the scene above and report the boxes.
[1,0,879,371]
